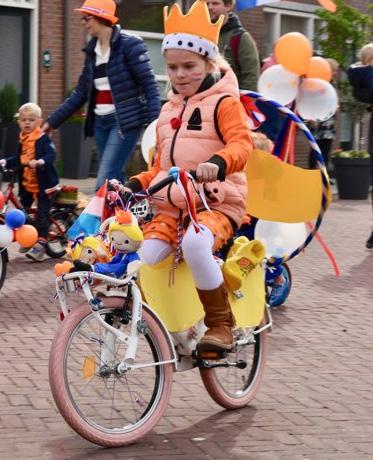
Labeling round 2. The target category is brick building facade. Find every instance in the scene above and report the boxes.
[0,0,372,168]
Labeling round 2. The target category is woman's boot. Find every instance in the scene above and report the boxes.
[196,283,235,351]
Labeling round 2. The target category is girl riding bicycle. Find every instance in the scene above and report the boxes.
[119,0,253,352]
[0,103,59,261]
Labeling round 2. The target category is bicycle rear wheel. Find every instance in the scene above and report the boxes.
[199,322,268,409]
[49,297,174,447]
[46,211,76,258]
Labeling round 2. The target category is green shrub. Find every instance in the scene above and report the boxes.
[0,83,19,123]
[332,149,370,158]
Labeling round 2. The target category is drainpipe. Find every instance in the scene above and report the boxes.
[63,0,71,97]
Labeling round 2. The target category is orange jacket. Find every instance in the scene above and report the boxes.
[132,67,253,227]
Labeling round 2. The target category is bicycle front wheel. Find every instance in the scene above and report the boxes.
[49,297,174,447]
[200,322,268,409]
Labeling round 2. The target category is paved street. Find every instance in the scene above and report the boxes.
[0,196,372,460]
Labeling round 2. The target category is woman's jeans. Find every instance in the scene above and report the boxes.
[94,113,141,190]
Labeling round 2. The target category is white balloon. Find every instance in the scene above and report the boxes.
[141,119,157,164]
[258,64,299,106]
[0,224,14,247]
[296,78,338,121]
[254,220,307,258]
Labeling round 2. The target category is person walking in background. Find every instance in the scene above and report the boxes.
[206,0,260,91]
[308,58,340,171]
[347,44,373,249]
[42,0,161,190]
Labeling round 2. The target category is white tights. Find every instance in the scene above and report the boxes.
[140,225,223,290]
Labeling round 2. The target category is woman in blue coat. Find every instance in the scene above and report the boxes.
[43,0,161,190]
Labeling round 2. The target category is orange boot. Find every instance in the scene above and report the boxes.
[196,283,235,351]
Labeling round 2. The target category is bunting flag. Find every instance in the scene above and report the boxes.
[236,0,279,11]
[67,181,107,240]
[237,0,336,12]
[272,102,296,164]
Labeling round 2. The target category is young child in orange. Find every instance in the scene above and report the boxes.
[121,0,253,351]
[0,103,59,261]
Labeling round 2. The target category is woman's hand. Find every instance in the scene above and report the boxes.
[196,162,219,183]
[41,122,52,134]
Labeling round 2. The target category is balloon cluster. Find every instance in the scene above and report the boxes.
[258,32,338,121]
[0,209,38,248]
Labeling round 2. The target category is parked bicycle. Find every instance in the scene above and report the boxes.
[0,166,83,258]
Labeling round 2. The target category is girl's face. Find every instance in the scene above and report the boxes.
[165,49,211,97]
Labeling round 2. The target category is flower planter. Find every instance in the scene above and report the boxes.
[59,122,94,179]
[332,156,371,199]
[0,122,20,158]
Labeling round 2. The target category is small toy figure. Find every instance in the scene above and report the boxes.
[71,210,143,278]
[68,235,111,265]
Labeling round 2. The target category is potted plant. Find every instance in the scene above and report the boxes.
[59,91,94,180]
[0,83,19,158]
[332,149,371,199]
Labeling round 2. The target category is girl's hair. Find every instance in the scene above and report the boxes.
[358,43,373,65]
[18,102,42,117]
[251,132,274,152]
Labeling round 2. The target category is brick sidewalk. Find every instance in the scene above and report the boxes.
[0,198,372,459]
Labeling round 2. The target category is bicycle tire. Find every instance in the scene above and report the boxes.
[199,322,268,409]
[46,211,75,258]
[0,248,8,291]
[49,297,174,447]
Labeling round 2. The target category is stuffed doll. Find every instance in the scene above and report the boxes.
[70,210,143,278]
[68,235,111,265]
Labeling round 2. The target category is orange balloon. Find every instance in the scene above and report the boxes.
[15,224,38,248]
[0,191,4,210]
[306,57,332,81]
[274,32,312,76]
[317,0,336,12]
[55,263,64,276]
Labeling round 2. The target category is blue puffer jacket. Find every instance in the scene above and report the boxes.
[347,64,373,104]
[47,25,161,137]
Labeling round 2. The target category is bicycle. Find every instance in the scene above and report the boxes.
[0,166,82,258]
[48,94,330,447]
[49,170,272,447]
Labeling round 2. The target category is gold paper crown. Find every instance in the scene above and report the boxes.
[164,0,223,45]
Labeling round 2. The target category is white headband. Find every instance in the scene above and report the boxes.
[162,33,218,60]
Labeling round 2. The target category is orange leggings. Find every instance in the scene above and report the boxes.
[143,210,234,252]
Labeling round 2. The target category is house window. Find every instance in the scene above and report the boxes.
[118,0,172,96]
[0,0,38,101]
[262,1,319,58]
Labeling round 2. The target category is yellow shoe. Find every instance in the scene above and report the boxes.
[222,237,265,293]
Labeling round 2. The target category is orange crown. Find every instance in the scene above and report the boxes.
[164,0,223,45]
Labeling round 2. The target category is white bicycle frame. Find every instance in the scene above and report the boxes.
[55,271,178,373]
[55,269,272,373]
